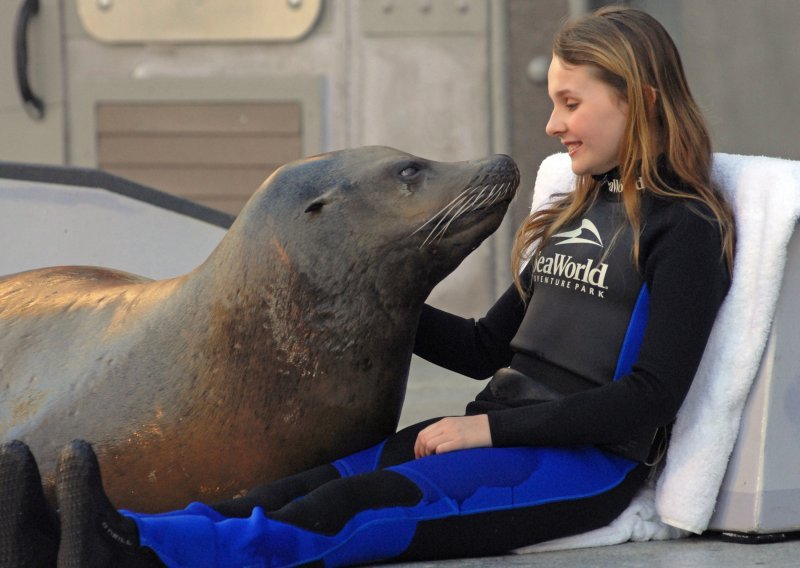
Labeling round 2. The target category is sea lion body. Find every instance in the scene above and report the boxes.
[0,146,518,512]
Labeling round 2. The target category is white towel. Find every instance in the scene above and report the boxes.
[514,152,800,553]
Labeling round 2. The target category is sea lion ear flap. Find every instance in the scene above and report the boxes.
[303,186,341,214]
[304,200,326,213]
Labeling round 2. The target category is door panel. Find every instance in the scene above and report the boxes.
[0,0,65,164]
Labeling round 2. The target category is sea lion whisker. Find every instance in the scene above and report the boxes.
[420,214,452,247]
[415,175,516,246]
[421,200,469,246]
[416,189,477,246]
[434,198,478,241]
[473,185,499,210]
[419,197,467,246]
[429,189,487,243]
[450,189,484,219]
[489,182,509,203]
[471,185,500,210]
[435,188,476,221]
[461,179,513,222]
[429,219,454,243]
[458,184,496,214]
[411,186,475,238]
[425,199,473,245]
[486,182,509,205]
[448,181,511,234]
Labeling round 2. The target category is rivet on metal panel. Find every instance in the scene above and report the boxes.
[97,0,112,10]
[456,0,470,13]
[419,0,432,14]
[287,0,302,9]
[382,0,394,14]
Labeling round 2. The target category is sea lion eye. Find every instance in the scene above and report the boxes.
[399,165,419,178]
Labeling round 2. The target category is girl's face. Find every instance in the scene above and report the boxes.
[545,56,629,176]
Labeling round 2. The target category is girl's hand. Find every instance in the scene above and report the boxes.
[414,415,492,459]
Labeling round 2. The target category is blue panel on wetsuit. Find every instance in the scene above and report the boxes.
[613,284,650,381]
[462,485,514,511]
[332,439,386,477]
[389,446,637,515]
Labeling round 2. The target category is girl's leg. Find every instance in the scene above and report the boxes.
[134,470,425,567]
[56,426,647,567]
[53,420,435,566]
[209,463,341,518]
[209,417,437,518]
[125,446,645,567]
[396,467,646,560]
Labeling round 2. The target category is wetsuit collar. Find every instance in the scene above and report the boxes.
[592,166,620,183]
[592,156,683,194]
[593,167,624,196]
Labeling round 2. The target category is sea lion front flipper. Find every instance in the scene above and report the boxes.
[0,440,59,568]
[55,440,163,568]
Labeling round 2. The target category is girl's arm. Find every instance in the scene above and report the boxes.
[413,265,532,379]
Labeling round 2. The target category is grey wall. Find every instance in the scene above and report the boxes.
[506,0,571,231]
[634,0,800,161]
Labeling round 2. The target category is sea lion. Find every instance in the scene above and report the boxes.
[0,146,519,512]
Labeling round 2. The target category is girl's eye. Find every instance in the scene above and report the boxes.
[566,102,578,110]
[400,166,418,177]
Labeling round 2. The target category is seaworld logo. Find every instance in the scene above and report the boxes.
[533,218,610,297]
[552,219,603,247]
[534,254,609,290]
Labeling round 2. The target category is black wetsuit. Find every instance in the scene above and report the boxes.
[417,167,729,459]
[122,168,731,567]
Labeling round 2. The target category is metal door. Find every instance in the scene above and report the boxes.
[0,0,65,164]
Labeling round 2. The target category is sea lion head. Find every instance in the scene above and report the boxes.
[232,146,519,308]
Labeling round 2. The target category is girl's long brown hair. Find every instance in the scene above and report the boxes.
[512,6,735,297]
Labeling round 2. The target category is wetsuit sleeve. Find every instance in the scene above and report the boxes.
[488,209,730,448]
[413,265,532,379]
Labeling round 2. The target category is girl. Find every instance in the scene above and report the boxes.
[2,6,734,567]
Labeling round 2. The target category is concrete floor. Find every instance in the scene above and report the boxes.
[386,537,800,568]
[389,357,800,568]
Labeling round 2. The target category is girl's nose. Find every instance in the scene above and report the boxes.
[545,109,564,138]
